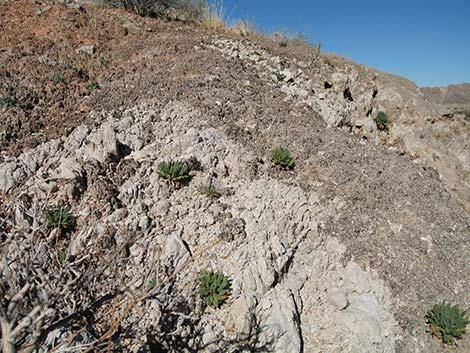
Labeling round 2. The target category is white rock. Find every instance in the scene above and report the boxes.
[75,45,95,55]
[0,161,17,192]
[54,157,83,180]
[343,261,371,294]
[327,287,348,310]
[164,232,190,271]
[342,292,393,353]
[183,128,202,148]
[227,293,257,340]
[154,199,171,216]
[259,288,302,353]
[81,120,118,163]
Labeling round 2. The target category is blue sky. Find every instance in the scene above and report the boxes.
[221,0,469,87]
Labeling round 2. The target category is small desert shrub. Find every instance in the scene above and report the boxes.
[44,205,74,231]
[198,270,231,308]
[105,0,205,20]
[426,301,469,345]
[271,147,295,169]
[157,160,190,186]
[274,70,286,82]
[375,111,390,131]
[201,184,221,198]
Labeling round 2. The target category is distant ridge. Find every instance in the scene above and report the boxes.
[420,83,470,105]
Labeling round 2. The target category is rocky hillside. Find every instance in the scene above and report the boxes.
[0,1,469,353]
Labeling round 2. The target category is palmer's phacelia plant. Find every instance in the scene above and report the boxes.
[198,270,232,308]
[375,111,390,131]
[44,204,74,232]
[426,301,469,345]
[86,81,100,91]
[157,160,190,187]
[201,184,221,198]
[274,70,286,82]
[271,146,295,170]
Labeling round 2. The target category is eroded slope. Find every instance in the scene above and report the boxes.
[0,1,469,353]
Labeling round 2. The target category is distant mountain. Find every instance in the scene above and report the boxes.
[420,83,470,106]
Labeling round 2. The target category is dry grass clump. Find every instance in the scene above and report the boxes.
[200,0,226,29]
[230,18,255,36]
[271,29,310,48]
[0,199,206,352]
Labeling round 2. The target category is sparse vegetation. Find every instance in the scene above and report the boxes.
[272,29,309,47]
[0,95,17,107]
[52,72,66,85]
[274,70,286,82]
[0,85,17,107]
[104,0,231,28]
[157,160,190,186]
[453,108,470,122]
[201,184,221,198]
[105,0,206,20]
[86,81,100,90]
[44,204,74,231]
[271,147,295,169]
[230,18,255,37]
[426,301,469,345]
[455,109,470,121]
[57,250,67,265]
[201,0,226,29]
[1,2,470,352]
[324,57,334,67]
[198,270,232,308]
[375,111,390,131]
